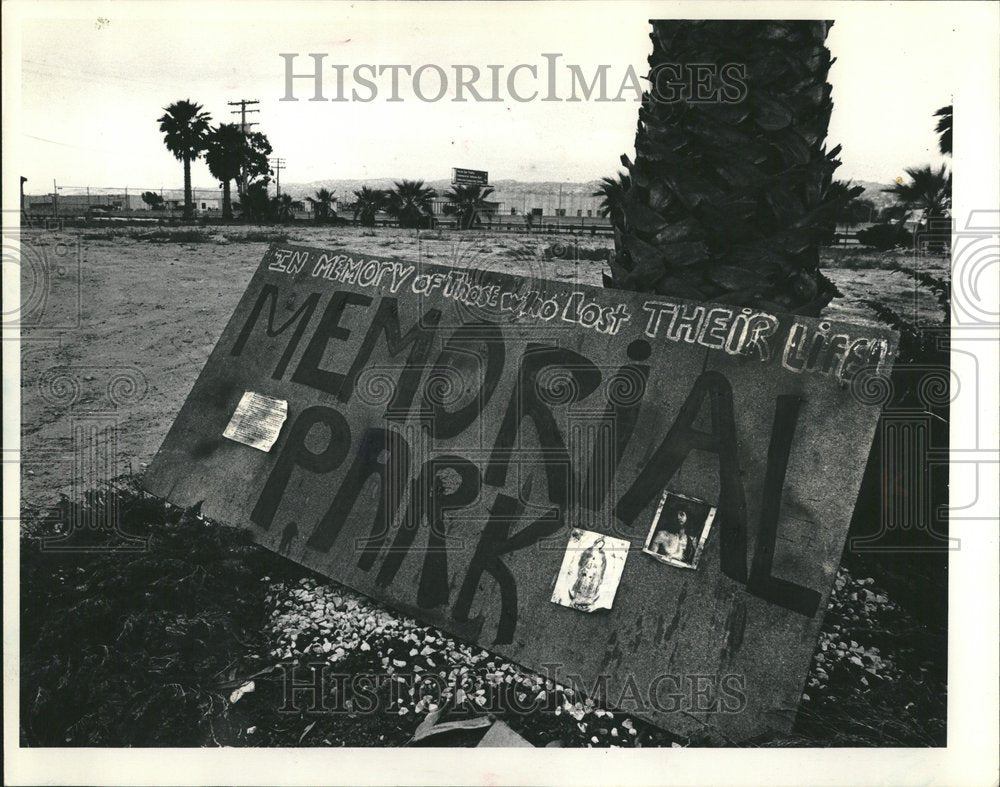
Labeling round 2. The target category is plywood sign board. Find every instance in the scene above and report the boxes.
[144,243,897,740]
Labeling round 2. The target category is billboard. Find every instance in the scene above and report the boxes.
[451,167,489,186]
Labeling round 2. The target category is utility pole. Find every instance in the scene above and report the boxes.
[53,178,58,217]
[228,98,260,133]
[228,99,260,194]
[20,177,29,225]
[270,158,286,197]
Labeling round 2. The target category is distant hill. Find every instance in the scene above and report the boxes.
[849,179,900,211]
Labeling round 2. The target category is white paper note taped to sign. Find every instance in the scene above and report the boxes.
[223,392,288,452]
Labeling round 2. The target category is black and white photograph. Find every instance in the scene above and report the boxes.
[2,1,998,785]
[643,492,714,569]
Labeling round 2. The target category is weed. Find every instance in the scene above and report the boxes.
[20,480,946,748]
[138,229,211,244]
[242,231,289,244]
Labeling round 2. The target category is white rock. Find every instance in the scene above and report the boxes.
[229,681,255,704]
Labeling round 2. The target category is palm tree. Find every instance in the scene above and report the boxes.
[593,172,631,226]
[934,105,952,156]
[883,165,951,222]
[272,193,295,224]
[820,180,875,244]
[204,124,273,220]
[308,188,336,222]
[157,100,212,220]
[203,123,245,220]
[352,187,388,226]
[443,184,495,229]
[883,164,951,252]
[387,180,437,229]
[236,180,273,224]
[605,21,861,316]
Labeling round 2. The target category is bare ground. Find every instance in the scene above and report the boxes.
[19,225,948,506]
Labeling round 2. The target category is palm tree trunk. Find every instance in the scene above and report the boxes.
[222,180,232,221]
[183,154,193,220]
[608,20,860,316]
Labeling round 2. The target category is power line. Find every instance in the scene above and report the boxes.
[228,99,260,134]
[23,133,119,154]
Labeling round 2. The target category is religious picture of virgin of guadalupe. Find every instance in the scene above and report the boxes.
[550,529,631,613]
[642,492,716,570]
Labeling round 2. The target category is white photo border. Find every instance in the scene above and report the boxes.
[642,490,717,570]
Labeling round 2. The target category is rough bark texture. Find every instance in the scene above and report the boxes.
[183,155,193,220]
[607,20,860,316]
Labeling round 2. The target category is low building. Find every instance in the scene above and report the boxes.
[25,193,146,214]
[26,191,224,215]
[429,199,503,220]
[161,194,222,212]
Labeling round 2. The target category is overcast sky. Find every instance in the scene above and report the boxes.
[15,2,955,194]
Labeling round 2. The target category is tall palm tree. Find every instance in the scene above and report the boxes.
[352,187,388,226]
[443,184,495,229]
[204,124,272,220]
[157,100,212,220]
[934,105,952,157]
[605,21,861,316]
[308,188,336,222]
[204,123,245,220]
[387,180,437,229]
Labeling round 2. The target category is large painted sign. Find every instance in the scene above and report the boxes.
[145,243,896,739]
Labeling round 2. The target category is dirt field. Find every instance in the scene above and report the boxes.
[18,225,948,506]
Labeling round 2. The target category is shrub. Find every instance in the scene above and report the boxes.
[138,229,210,244]
[856,223,913,251]
[242,230,289,243]
[19,483,287,746]
[21,482,946,748]
[542,243,612,262]
[788,567,946,746]
[849,256,950,661]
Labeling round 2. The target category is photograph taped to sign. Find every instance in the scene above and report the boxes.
[222,391,288,452]
[642,491,716,570]
[550,529,630,613]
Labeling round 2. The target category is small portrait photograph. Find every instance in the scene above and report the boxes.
[550,529,631,613]
[642,491,716,570]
